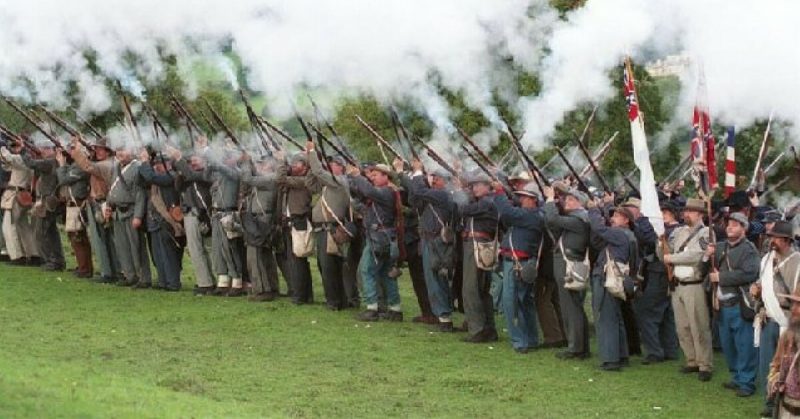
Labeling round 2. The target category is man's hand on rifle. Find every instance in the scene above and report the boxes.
[139,149,150,163]
[164,145,181,161]
[411,158,423,174]
[273,149,285,162]
[602,191,615,206]
[55,149,66,167]
[346,164,360,177]
[305,140,315,153]
[452,159,462,174]
[709,269,720,284]
[240,151,250,162]
[391,157,404,173]
[704,243,716,259]
[543,186,555,201]
[195,135,208,150]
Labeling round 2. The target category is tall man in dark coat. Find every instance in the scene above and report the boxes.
[544,185,591,359]
[276,152,313,304]
[408,160,457,331]
[706,212,760,396]
[495,183,545,353]
[588,195,636,371]
[457,172,499,343]
[348,163,403,321]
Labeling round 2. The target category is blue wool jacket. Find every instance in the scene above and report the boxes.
[494,194,544,259]
[589,207,635,276]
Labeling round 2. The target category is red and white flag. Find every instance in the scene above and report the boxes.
[690,66,718,194]
[623,58,664,236]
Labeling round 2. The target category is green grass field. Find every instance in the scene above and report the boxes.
[0,248,763,418]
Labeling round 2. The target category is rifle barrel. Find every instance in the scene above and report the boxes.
[555,146,590,193]
[355,116,407,163]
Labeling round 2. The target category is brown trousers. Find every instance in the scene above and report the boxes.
[68,230,93,275]
[536,276,566,344]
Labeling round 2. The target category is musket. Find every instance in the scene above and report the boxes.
[239,89,279,152]
[116,85,143,144]
[763,151,786,174]
[618,169,641,196]
[571,108,610,192]
[410,135,457,177]
[308,122,359,167]
[555,146,590,193]
[197,109,217,135]
[390,107,420,163]
[496,147,515,170]
[355,115,408,164]
[456,127,495,168]
[257,117,304,150]
[307,95,355,162]
[169,93,204,136]
[74,113,105,140]
[460,144,513,198]
[296,110,341,177]
[500,114,549,191]
[140,101,170,140]
[203,99,241,147]
[36,105,96,151]
[750,111,774,190]
[169,100,195,149]
[661,154,692,186]
[2,98,64,149]
[761,176,791,199]
[0,123,42,156]
[578,131,618,178]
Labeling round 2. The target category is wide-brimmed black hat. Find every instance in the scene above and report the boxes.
[768,220,794,239]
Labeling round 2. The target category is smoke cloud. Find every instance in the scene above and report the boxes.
[0,0,796,150]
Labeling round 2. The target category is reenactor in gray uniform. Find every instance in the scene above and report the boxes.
[544,185,591,359]
[168,146,215,295]
[393,158,435,324]
[659,197,713,381]
[240,151,281,302]
[587,196,636,371]
[306,142,352,310]
[138,150,184,291]
[207,149,245,296]
[408,160,457,331]
[457,172,499,343]
[107,146,150,287]
[706,212,760,396]
[55,147,93,277]
[0,139,40,265]
[277,152,313,304]
[71,137,119,283]
[23,141,65,271]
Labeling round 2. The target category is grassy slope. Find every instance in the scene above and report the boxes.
[0,249,760,418]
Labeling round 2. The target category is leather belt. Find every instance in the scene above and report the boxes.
[462,231,492,240]
[677,279,704,286]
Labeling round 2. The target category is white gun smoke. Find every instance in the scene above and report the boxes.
[0,0,796,152]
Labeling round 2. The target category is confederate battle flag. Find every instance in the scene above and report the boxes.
[690,67,718,194]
